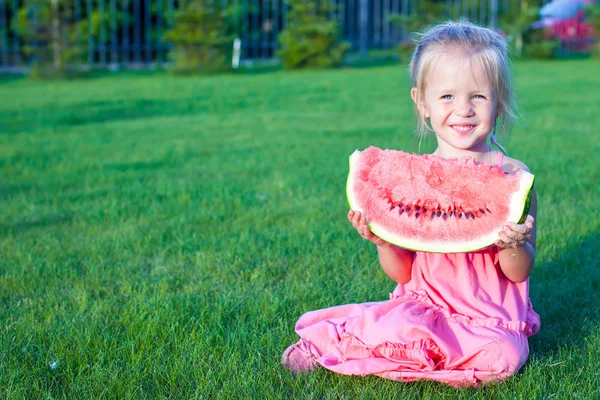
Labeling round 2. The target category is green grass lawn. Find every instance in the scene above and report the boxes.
[1,59,599,398]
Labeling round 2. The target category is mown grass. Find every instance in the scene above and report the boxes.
[1,59,599,398]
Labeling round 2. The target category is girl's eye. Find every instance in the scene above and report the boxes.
[473,94,486,99]
[441,95,453,100]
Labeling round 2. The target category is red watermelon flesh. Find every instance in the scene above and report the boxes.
[346,147,534,253]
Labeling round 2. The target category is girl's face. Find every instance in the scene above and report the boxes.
[412,52,497,156]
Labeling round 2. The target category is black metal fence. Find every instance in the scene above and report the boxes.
[0,0,550,72]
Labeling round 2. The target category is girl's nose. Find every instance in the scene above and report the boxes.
[455,100,474,117]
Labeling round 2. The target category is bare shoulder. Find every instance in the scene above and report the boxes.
[501,155,531,175]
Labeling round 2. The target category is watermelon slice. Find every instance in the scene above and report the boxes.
[346,147,534,253]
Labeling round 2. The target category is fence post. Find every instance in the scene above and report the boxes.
[359,0,368,56]
[489,0,498,29]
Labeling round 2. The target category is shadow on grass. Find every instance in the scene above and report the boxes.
[0,97,216,135]
[1,212,73,235]
[528,233,600,356]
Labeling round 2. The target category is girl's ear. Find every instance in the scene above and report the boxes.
[410,88,429,118]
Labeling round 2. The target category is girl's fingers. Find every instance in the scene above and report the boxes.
[526,215,535,226]
[505,230,528,242]
[497,231,526,248]
[506,223,528,235]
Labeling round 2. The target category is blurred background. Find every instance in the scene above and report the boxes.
[0,0,599,77]
[1,1,599,398]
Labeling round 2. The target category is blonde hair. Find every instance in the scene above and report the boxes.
[409,20,516,154]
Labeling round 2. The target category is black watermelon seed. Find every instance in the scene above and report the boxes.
[486,207,492,213]
[459,212,463,219]
[468,212,475,219]
[479,208,485,215]
[422,207,427,212]
[415,213,420,218]
[443,213,448,220]
[431,211,436,218]
[450,211,455,217]
[399,209,404,215]
[406,206,411,212]
[436,210,441,217]
[415,205,420,211]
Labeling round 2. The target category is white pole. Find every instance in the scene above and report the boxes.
[232,38,241,69]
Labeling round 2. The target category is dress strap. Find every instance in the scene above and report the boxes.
[496,151,504,169]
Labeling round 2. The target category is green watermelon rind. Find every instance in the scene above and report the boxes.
[347,150,535,253]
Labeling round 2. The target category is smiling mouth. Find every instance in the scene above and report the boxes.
[451,125,476,134]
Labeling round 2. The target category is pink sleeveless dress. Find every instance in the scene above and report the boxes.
[283,153,541,387]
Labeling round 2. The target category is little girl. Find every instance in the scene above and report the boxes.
[281,20,540,386]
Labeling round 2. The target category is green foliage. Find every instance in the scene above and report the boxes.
[523,40,558,59]
[277,0,349,70]
[14,0,86,78]
[583,2,600,58]
[388,0,465,63]
[389,0,461,36]
[163,0,237,74]
[522,28,557,59]
[497,0,540,58]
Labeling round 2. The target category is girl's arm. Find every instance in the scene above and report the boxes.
[376,243,414,284]
[496,189,538,283]
[348,210,414,283]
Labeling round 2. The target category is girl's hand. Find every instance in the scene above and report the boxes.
[495,215,535,249]
[348,210,388,247]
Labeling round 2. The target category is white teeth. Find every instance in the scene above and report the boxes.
[453,125,474,131]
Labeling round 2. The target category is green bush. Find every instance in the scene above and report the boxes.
[396,41,415,64]
[498,0,540,58]
[389,0,462,64]
[14,0,86,78]
[163,0,237,74]
[523,40,558,59]
[277,0,349,70]
[583,2,600,58]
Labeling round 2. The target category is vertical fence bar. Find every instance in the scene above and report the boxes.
[99,0,106,65]
[347,0,354,48]
[358,0,367,55]
[11,0,20,66]
[383,0,389,47]
[261,0,267,58]
[273,0,279,58]
[0,0,7,66]
[134,0,141,62]
[252,0,258,58]
[123,0,130,64]
[242,0,248,59]
[156,0,163,64]
[479,0,485,25]
[87,0,94,65]
[144,0,151,63]
[374,0,380,47]
[270,0,276,58]
[391,0,399,44]
[489,0,497,29]
[75,0,82,64]
[167,0,173,63]
[338,0,345,43]
[110,0,117,65]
